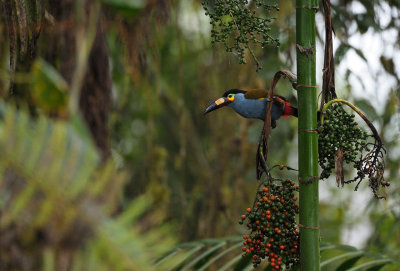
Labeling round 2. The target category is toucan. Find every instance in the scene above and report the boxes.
[204,89,298,128]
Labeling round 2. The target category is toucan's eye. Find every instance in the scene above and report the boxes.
[227,94,235,101]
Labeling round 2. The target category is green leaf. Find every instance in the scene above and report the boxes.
[352,47,367,62]
[321,251,364,268]
[181,242,226,271]
[346,259,392,271]
[335,255,363,271]
[365,263,386,271]
[220,255,244,271]
[233,253,252,271]
[197,243,242,271]
[334,43,351,64]
[30,59,68,115]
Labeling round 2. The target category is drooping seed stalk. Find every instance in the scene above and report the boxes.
[296,0,320,270]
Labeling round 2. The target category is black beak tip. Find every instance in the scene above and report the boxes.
[203,97,228,116]
[203,106,214,115]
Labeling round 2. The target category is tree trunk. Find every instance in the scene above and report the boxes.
[46,0,111,160]
[296,0,320,270]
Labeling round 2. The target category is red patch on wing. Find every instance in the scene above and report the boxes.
[282,101,293,118]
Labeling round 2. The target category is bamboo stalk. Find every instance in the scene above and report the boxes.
[296,0,320,270]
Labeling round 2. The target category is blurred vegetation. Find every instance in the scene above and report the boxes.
[0,0,399,270]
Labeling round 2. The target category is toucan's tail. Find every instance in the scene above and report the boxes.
[290,106,298,117]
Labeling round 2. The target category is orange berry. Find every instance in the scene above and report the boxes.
[270,262,275,267]
[246,208,251,213]
[263,187,269,192]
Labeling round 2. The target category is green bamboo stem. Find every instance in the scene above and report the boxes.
[296,0,320,270]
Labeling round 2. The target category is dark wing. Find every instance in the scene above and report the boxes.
[244,89,269,99]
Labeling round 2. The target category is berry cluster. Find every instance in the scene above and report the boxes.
[239,180,300,269]
[318,104,368,179]
[202,0,279,67]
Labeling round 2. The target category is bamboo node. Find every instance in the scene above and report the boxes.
[298,224,320,230]
[299,176,319,185]
[298,128,319,133]
[297,83,317,88]
[296,44,316,56]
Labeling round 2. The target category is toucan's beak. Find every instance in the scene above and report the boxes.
[204,97,231,115]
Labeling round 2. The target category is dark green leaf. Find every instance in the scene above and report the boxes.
[335,255,363,271]
[232,254,252,271]
[334,44,351,64]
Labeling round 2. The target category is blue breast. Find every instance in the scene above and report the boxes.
[227,94,283,121]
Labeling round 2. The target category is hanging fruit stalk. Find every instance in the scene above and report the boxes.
[319,99,388,198]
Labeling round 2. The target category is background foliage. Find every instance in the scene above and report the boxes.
[0,0,399,270]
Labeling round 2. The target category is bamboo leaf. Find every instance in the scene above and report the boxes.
[335,255,363,270]
[321,251,364,268]
[181,242,226,271]
[346,259,392,271]
[233,254,252,271]
[197,242,242,271]
[219,254,244,271]
[365,263,386,271]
